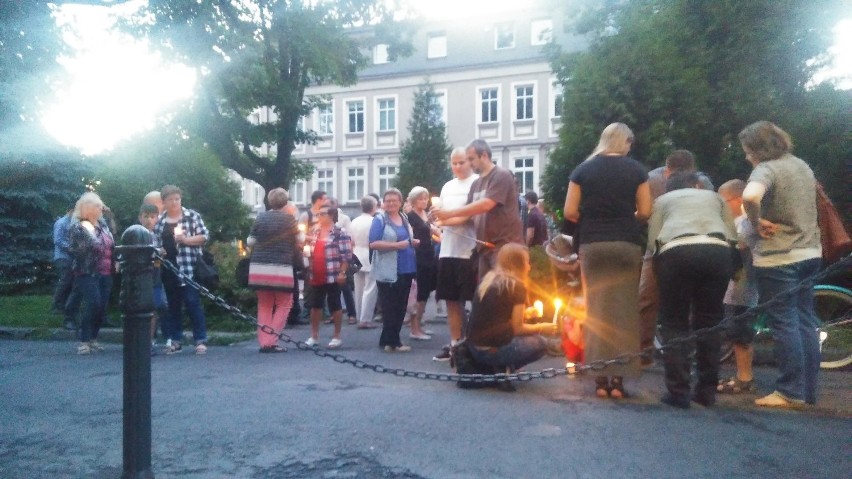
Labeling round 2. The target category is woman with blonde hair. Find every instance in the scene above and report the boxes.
[68,192,115,354]
[405,185,437,340]
[466,243,557,384]
[563,122,652,399]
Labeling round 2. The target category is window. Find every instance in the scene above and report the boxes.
[347,100,364,133]
[318,103,333,135]
[427,32,447,59]
[552,81,563,118]
[515,85,534,120]
[513,158,535,194]
[373,43,389,64]
[495,22,515,49]
[347,167,365,202]
[378,165,396,193]
[431,90,447,126]
[479,88,498,123]
[290,180,307,205]
[530,19,553,45]
[317,169,334,195]
[377,98,396,132]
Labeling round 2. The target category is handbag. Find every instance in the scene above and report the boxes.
[194,250,219,289]
[235,257,251,288]
[816,182,852,264]
[248,262,295,290]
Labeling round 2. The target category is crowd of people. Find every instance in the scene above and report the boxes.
[53,121,829,409]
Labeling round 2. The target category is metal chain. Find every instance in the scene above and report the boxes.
[157,254,850,382]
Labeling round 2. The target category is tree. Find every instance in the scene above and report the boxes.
[123,0,415,196]
[541,0,849,212]
[395,80,452,198]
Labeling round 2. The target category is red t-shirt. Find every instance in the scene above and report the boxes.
[310,238,327,286]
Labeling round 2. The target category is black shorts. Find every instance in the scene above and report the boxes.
[415,263,437,302]
[725,304,756,345]
[310,282,342,312]
[435,258,476,302]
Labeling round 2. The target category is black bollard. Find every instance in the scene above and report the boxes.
[116,225,156,479]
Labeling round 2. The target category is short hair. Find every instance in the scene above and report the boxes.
[665,150,696,172]
[267,187,289,210]
[143,191,161,205]
[310,190,327,205]
[368,192,381,206]
[327,197,340,208]
[665,171,700,192]
[383,188,404,203]
[450,147,466,160]
[718,179,746,199]
[588,122,634,160]
[160,185,182,200]
[320,204,338,223]
[360,195,377,213]
[407,186,429,203]
[73,192,103,220]
[466,139,492,160]
[139,203,159,217]
[524,191,539,204]
[738,121,793,162]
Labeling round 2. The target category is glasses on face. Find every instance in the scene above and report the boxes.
[316,212,330,217]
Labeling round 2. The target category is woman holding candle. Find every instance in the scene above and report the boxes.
[153,185,211,355]
[467,243,557,389]
[405,186,438,340]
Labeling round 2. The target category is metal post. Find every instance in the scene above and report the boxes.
[116,225,156,479]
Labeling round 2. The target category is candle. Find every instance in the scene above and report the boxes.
[297,223,306,232]
[566,362,577,375]
[533,300,544,318]
[174,225,183,236]
[430,196,442,209]
[552,298,563,324]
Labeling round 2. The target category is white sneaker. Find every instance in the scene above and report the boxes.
[305,337,319,347]
[409,333,432,341]
[327,338,342,349]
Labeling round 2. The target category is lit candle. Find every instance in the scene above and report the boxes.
[533,300,544,318]
[552,298,563,324]
[297,223,306,232]
[430,197,442,209]
[174,225,183,236]
[566,362,577,375]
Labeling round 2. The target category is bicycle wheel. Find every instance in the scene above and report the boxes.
[814,286,852,370]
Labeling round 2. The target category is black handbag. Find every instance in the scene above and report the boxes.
[235,257,251,288]
[194,250,219,289]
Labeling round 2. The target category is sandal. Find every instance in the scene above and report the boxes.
[595,376,610,398]
[717,376,756,394]
[609,376,629,399]
[259,345,287,353]
[347,316,358,325]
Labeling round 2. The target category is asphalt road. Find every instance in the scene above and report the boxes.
[1,320,850,479]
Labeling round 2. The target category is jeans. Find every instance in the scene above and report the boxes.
[755,258,821,404]
[377,273,414,348]
[74,274,112,343]
[469,335,548,370]
[52,258,74,312]
[341,277,356,318]
[163,278,208,345]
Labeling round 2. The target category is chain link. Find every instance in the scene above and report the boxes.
[157,254,850,382]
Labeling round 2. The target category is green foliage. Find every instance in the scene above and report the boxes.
[207,241,256,314]
[542,0,850,213]
[0,154,91,292]
[395,80,453,197]
[124,0,416,194]
[93,129,252,242]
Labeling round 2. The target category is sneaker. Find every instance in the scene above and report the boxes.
[88,340,105,352]
[409,332,432,341]
[165,340,183,354]
[432,345,452,362]
[195,343,207,355]
[305,337,319,347]
[755,391,805,408]
[327,338,343,349]
[383,345,412,353]
[77,343,92,355]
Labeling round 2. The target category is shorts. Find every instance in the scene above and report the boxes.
[310,283,342,312]
[415,263,437,302]
[725,304,756,345]
[436,258,476,302]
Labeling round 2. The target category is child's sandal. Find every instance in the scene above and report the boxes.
[717,377,756,394]
[609,376,629,399]
[595,376,611,398]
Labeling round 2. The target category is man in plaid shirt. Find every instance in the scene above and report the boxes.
[153,185,211,355]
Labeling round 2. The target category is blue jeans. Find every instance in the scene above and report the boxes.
[469,336,548,371]
[74,274,112,342]
[755,258,821,404]
[163,283,208,344]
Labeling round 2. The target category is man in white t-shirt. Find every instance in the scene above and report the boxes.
[431,147,479,361]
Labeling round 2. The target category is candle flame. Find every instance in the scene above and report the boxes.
[533,300,544,318]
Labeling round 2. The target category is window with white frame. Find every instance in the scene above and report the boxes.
[513,158,535,194]
[551,81,563,118]
[347,100,365,133]
[378,165,396,193]
[317,169,334,195]
[318,103,333,135]
[515,85,534,120]
[377,98,396,132]
[373,44,389,64]
[431,90,447,126]
[530,19,553,45]
[479,88,498,123]
[290,180,307,205]
[495,22,515,49]
[427,32,447,59]
[347,167,366,202]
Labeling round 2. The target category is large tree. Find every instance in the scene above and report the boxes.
[542,0,850,212]
[123,0,415,196]
[395,80,452,198]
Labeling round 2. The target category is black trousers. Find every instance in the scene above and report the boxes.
[655,244,732,398]
[377,274,414,348]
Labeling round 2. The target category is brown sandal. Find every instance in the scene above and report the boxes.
[717,377,756,394]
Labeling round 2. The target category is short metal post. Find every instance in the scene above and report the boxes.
[116,225,156,479]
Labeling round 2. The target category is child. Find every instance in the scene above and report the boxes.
[717,180,759,393]
[139,203,168,355]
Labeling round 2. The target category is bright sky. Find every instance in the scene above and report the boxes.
[41,1,851,155]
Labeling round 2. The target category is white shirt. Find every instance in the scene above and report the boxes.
[336,212,352,232]
[439,174,479,259]
[348,213,374,272]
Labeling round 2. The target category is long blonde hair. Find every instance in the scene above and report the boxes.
[477,243,529,300]
[586,122,634,161]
